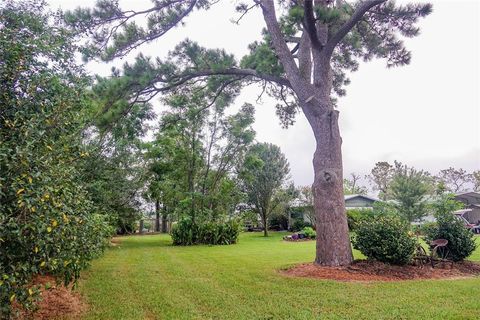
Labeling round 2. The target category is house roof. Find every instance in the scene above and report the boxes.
[454,209,473,215]
[455,192,480,205]
[344,194,380,202]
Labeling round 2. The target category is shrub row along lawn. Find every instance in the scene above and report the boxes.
[78,232,480,320]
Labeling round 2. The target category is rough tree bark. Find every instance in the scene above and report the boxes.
[306,108,352,266]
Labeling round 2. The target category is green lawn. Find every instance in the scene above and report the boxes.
[77,232,480,320]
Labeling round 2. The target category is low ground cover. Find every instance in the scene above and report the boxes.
[69,232,480,320]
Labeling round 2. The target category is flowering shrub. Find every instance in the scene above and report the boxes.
[0,3,112,316]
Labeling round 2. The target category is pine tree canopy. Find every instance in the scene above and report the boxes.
[64,0,431,127]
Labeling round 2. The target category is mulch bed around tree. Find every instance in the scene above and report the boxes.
[283,238,314,242]
[281,260,480,282]
[14,276,86,320]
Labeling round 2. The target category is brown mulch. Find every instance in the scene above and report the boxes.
[283,238,314,242]
[281,260,480,282]
[14,276,86,320]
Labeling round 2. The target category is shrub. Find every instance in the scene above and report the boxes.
[346,209,375,231]
[291,219,312,232]
[411,221,436,236]
[199,220,241,245]
[171,219,199,245]
[171,219,241,245]
[424,195,476,261]
[269,214,288,231]
[301,227,316,239]
[353,216,416,265]
[0,4,112,316]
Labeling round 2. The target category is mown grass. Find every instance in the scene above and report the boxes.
[78,232,480,320]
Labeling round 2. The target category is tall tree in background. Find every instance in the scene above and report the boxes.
[436,167,473,193]
[390,164,431,223]
[66,0,431,266]
[81,83,155,234]
[239,143,290,237]
[473,171,480,192]
[144,90,255,227]
[368,161,395,200]
[344,172,368,195]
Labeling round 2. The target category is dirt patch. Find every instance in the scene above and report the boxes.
[15,276,86,320]
[110,237,122,246]
[281,260,480,282]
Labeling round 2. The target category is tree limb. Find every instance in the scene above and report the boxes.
[298,32,312,83]
[153,68,291,92]
[259,0,311,101]
[323,0,387,57]
[303,1,323,51]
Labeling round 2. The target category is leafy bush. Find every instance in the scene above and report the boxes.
[353,216,416,265]
[411,222,436,236]
[269,214,288,231]
[199,220,241,245]
[171,219,199,245]
[0,3,112,316]
[301,227,316,239]
[346,209,376,231]
[171,219,241,245]
[291,219,312,232]
[424,195,476,261]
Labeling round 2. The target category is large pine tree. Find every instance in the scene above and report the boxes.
[65,0,431,266]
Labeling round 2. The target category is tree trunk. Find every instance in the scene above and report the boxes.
[161,212,168,233]
[261,209,268,237]
[155,199,160,232]
[308,108,353,266]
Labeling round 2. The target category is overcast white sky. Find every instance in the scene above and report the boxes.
[49,0,480,189]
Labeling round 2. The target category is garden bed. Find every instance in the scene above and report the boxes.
[281,259,480,282]
[283,237,314,242]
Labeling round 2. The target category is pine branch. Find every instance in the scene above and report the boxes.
[324,0,387,57]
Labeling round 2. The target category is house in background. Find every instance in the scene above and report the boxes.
[296,194,380,226]
[344,194,380,209]
[454,192,480,224]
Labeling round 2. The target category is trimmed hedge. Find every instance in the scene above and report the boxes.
[353,216,416,265]
[171,219,241,245]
